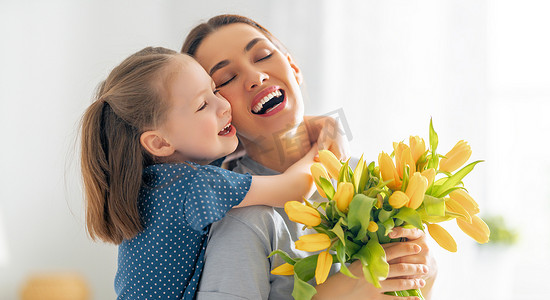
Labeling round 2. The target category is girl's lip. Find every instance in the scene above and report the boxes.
[251,86,281,109]
[218,124,236,136]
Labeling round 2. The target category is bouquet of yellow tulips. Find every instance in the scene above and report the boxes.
[269,119,490,300]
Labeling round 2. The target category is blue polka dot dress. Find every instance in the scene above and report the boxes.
[114,162,252,299]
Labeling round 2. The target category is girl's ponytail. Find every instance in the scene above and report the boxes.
[81,47,177,244]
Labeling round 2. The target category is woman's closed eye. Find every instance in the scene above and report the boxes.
[216,75,236,88]
[255,52,273,62]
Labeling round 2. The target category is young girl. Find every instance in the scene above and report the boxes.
[80,47,343,299]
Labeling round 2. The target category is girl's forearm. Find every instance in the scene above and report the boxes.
[235,172,312,208]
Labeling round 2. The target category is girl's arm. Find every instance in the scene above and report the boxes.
[304,115,350,161]
[234,144,318,208]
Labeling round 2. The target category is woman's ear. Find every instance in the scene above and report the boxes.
[140,131,174,158]
[286,54,303,85]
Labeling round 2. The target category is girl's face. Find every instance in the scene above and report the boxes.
[194,23,304,144]
[157,55,238,164]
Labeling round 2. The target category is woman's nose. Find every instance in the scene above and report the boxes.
[245,69,269,91]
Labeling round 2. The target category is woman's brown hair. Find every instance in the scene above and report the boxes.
[81,47,178,244]
[181,14,288,56]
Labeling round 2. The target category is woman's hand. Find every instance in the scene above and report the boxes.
[314,227,436,300]
[383,227,438,299]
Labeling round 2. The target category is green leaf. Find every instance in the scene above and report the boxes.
[348,194,376,240]
[377,209,394,223]
[433,160,483,198]
[423,195,446,216]
[330,218,346,247]
[339,159,352,183]
[335,240,358,279]
[352,154,363,191]
[382,218,395,236]
[318,177,335,200]
[268,249,296,265]
[427,118,439,170]
[292,273,317,300]
[352,239,389,288]
[429,118,439,154]
[293,254,318,282]
[393,207,423,230]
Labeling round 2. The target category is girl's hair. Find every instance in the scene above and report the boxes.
[181,14,288,56]
[81,46,178,244]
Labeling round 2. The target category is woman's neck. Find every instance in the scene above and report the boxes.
[240,121,312,173]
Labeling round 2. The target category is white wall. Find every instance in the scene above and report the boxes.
[1,1,548,299]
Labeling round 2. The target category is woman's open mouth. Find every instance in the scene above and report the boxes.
[251,89,285,115]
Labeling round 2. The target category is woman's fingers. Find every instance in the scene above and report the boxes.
[388,226,424,241]
[379,277,426,293]
[387,262,429,279]
[383,241,421,262]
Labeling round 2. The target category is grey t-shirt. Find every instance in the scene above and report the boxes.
[196,156,326,300]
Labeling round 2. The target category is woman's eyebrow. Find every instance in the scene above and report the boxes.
[209,60,229,76]
[244,37,264,52]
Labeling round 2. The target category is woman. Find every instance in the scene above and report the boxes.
[181,14,437,300]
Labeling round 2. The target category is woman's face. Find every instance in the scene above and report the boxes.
[194,23,304,144]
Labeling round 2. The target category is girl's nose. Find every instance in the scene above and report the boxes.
[245,69,269,91]
[217,96,231,117]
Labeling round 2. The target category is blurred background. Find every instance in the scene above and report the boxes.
[1,0,548,299]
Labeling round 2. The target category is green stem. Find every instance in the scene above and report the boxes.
[384,289,424,299]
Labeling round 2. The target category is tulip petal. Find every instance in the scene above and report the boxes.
[315,251,333,285]
[457,215,490,244]
[427,223,457,252]
[271,263,295,275]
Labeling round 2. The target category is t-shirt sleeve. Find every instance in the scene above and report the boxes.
[183,165,252,233]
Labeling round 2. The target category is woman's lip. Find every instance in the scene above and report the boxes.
[251,86,281,108]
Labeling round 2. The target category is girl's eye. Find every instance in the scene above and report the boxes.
[197,101,208,112]
[213,89,220,95]
[255,53,273,62]
[216,75,236,88]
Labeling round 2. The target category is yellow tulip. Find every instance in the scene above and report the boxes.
[457,215,490,244]
[284,201,322,227]
[378,152,402,190]
[311,163,330,198]
[295,233,332,252]
[315,250,333,285]
[445,197,472,223]
[427,223,457,252]
[449,189,480,215]
[389,191,409,209]
[334,182,354,212]
[318,150,342,179]
[405,172,428,209]
[271,263,294,275]
[394,142,415,179]
[439,140,472,173]
[409,135,426,163]
[421,168,436,188]
[367,221,379,232]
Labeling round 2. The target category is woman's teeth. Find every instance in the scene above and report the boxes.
[252,89,283,114]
